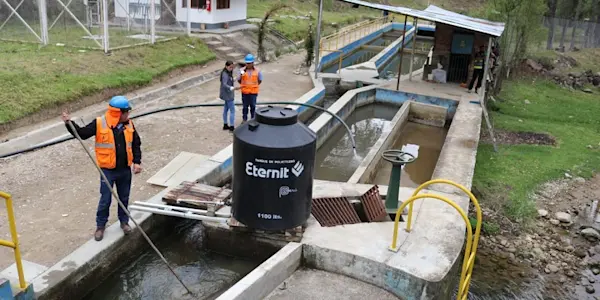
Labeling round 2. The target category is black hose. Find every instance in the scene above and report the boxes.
[0,101,355,159]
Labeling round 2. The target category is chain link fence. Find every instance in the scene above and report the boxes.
[0,0,43,43]
[536,16,600,51]
[0,0,190,51]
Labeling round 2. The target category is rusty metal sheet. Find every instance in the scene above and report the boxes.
[311,197,361,227]
[360,185,387,222]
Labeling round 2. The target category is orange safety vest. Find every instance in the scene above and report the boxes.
[95,116,135,169]
[240,68,260,95]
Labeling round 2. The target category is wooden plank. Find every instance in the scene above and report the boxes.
[162,181,232,210]
[146,152,210,187]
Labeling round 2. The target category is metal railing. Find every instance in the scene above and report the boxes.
[0,191,27,290]
[388,179,482,300]
[319,16,392,59]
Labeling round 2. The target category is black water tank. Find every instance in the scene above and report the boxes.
[232,106,317,230]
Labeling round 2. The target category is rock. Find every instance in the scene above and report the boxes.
[526,59,544,72]
[583,88,593,94]
[507,247,517,253]
[524,99,531,104]
[565,173,573,179]
[589,277,596,283]
[566,270,576,277]
[293,70,300,75]
[592,268,600,275]
[582,228,600,240]
[575,177,586,184]
[544,267,552,274]
[538,209,549,218]
[499,238,508,247]
[586,285,595,294]
[559,276,567,283]
[546,264,559,273]
[550,219,561,226]
[555,212,572,223]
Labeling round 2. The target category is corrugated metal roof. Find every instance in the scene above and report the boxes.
[338,0,506,37]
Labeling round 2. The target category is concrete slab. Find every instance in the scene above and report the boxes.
[265,268,399,300]
[216,46,234,52]
[206,40,223,45]
[1,260,48,286]
[216,243,302,300]
[146,151,210,187]
[303,188,469,300]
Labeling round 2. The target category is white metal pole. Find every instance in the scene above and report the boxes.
[481,37,493,101]
[38,0,49,45]
[409,18,417,81]
[150,0,156,43]
[102,0,109,52]
[128,205,230,223]
[186,0,191,36]
[126,0,130,31]
[313,0,324,79]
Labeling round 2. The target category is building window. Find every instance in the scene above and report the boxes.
[183,0,206,9]
[217,0,230,9]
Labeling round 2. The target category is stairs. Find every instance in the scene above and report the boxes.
[196,34,246,62]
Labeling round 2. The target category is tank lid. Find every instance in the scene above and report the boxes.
[256,106,298,126]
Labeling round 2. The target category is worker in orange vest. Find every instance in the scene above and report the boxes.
[61,96,142,241]
[238,54,263,122]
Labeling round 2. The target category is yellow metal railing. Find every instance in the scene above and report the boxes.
[319,16,392,59]
[388,179,482,300]
[0,191,27,290]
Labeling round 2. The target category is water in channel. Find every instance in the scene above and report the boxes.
[83,222,260,300]
[314,103,398,182]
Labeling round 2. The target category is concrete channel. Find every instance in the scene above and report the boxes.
[6,20,483,300]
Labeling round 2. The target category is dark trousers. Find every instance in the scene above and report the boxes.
[97,168,132,228]
[469,68,484,91]
[242,93,257,121]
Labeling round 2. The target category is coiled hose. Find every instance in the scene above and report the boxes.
[0,101,356,159]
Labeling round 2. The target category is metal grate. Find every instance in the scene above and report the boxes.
[359,185,388,222]
[311,197,361,227]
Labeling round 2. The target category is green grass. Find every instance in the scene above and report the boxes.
[473,80,600,222]
[0,37,215,124]
[247,0,482,41]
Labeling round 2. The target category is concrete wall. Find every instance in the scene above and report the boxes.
[319,23,398,72]
[375,88,458,121]
[215,243,302,300]
[347,102,410,184]
[303,243,461,300]
[408,101,448,128]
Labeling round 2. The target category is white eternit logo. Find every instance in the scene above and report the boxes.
[245,161,304,179]
[291,161,304,177]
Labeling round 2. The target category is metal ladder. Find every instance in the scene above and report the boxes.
[84,0,101,30]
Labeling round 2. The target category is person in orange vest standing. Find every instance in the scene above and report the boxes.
[61,96,142,241]
[238,54,263,122]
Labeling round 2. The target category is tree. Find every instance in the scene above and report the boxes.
[569,0,583,50]
[557,0,577,51]
[258,3,288,62]
[546,0,558,50]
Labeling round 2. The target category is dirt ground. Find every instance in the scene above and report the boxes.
[0,52,312,270]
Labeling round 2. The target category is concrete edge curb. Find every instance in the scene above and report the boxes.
[216,242,302,300]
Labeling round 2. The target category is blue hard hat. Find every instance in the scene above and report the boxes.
[109,96,131,111]
[244,54,255,63]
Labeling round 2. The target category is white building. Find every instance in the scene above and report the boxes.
[114,0,247,30]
